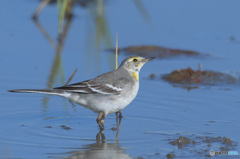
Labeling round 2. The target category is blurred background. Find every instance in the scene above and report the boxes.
[0,0,240,158]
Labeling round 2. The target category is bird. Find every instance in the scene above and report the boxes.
[9,56,155,129]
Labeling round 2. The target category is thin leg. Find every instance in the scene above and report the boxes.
[115,113,122,141]
[97,112,103,129]
[119,110,123,118]
[96,112,105,129]
[115,110,123,118]
[100,118,104,125]
[101,113,106,127]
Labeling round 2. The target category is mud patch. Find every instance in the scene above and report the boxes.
[60,125,71,130]
[158,67,238,89]
[45,126,52,128]
[166,153,175,158]
[109,45,206,59]
[170,136,191,148]
[167,135,238,158]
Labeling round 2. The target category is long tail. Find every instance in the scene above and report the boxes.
[8,89,66,96]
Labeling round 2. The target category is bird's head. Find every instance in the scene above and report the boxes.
[119,56,155,81]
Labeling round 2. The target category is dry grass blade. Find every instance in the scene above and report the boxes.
[65,68,78,86]
[115,32,118,69]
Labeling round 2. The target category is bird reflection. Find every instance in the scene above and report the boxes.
[55,116,134,159]
[63,141,131,159]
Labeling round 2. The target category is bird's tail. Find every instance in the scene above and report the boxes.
[8,89,65,96]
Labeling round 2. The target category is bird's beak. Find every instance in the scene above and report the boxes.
[142,57,155,63]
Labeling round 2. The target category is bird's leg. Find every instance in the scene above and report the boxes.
[97,112,104,129]
[100,118,104,125]
[115,112,122,130]
[115,110,123,118]
[119,110,123,118]
[100,113,106,126]
[117,114,122,129]
[97,112,106,129]
[115,113,122,141]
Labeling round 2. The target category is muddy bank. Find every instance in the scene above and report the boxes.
[162,67,237,85]
[109,45,207,59]
[149,67,238,89]
[167,135,237,158]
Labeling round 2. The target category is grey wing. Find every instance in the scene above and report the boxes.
[54,79,126,95]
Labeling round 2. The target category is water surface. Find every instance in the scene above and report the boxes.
[0,1,240,158]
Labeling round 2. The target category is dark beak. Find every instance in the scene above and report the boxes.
[142,57,155,63]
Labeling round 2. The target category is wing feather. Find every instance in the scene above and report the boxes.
[54,80,123,95]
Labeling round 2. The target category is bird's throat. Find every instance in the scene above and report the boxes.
[132,72,139,81]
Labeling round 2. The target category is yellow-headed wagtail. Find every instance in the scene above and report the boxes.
[9,56,155,129]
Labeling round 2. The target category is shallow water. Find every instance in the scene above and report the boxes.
[1,1,240,159]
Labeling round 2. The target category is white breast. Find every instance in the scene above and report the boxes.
[112,82,139,113]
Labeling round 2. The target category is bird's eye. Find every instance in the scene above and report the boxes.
[133,58,138,62]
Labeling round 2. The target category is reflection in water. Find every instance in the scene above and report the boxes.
[32,0,115,108]
[33,0,115,74]
[33,19,57,48]
[84,0,114,76]
[32,0,93,20]
[32,0,151,108]
[51,117,133,159]
[133,0,151,22]
[63,140,132,159]
[114,45,202,59]
[33,14,73,107]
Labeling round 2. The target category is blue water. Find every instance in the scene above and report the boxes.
[0,0,240,158]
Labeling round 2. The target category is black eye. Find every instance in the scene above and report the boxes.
[133,58,138,62]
